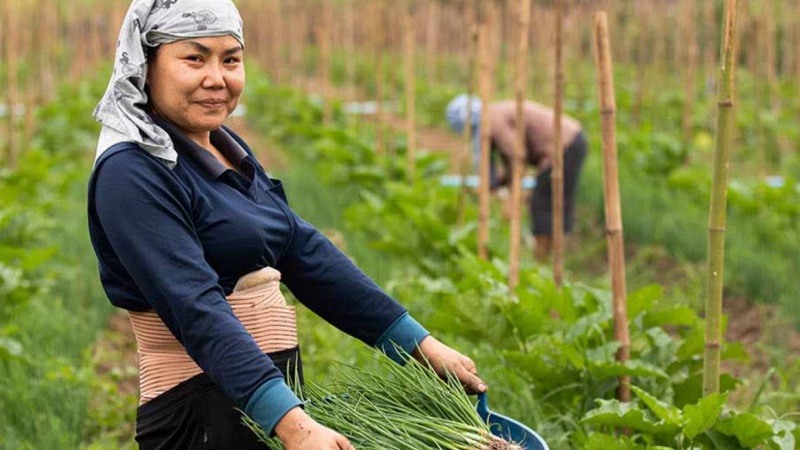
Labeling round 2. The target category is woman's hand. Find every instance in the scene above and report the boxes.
[412,336,487,394]
[274,407,355,450]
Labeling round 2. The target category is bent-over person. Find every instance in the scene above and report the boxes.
[446,95,588,262]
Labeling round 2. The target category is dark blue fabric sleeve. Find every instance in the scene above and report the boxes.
[92,149,297,417]
[276,209,411,346]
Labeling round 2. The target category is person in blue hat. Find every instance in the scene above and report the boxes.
[446,94,588,262]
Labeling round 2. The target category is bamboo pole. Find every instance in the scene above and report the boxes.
[551,0,565,287]
[477,19,494,260]
[404,4,417,182]
[425,0,440,87]
[631,6,648,129]
[374,0,386,157]
[764,0,777,113]
[704,0,717,76]
[288,1,304,88]
[704,0,738,397]
[21,3,35,152]
[319,0,332,124]
[509,0,531,291]
[592,11,631,403]
[682,0,698,145]
[344,0,357,101]
[456,5,478,227]
[4,0,19,168]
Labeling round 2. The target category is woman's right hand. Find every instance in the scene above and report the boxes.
[274,406,355,450]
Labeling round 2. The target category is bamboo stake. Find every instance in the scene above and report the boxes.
[374,0,386,157]
[344,0,357,101]
[592,11,631,403]
[288,1,304,88]
[261,0,276,78]
[319,0,332,124]
[477,19,494,260]
[4,0,19,168]
[404,4,417,182]
[704,0,717,75]
[425,0,440,87]
[509,0,531,291]
[551,0,565,287]
[22,3,35,152]
[456,5,478,227]
[704,0,738,397]
[631,6,648,128]
[682,0,698,145]
[764,0,777,113]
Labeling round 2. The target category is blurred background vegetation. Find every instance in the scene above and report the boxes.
[1,0,799,448]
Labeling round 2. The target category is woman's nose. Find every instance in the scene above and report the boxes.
[202,62,226,88]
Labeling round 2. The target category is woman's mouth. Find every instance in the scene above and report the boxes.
[197,100,227,109]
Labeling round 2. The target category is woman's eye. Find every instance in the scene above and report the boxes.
[186,55,203,62]
[225,57,242,64]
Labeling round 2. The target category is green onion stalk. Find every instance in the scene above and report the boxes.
[243,350,522,450]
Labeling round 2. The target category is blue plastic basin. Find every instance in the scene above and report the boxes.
[476,393,549,450]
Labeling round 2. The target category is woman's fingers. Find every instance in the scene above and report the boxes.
[457,357,487,394]
[336,434,356,450]
[414,336,488,394]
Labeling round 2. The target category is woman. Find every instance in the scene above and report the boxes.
[88,1,486,449]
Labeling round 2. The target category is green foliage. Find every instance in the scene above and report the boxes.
[242,75,800,448]
[0,77,122,448]
[583,386,798,449]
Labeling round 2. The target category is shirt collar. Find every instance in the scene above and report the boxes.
[150,113,250,179]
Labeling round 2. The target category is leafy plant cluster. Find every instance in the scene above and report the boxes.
[245,76,799,449]
[0,78,102,363]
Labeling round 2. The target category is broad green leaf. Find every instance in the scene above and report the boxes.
[672,373,740,408]
[714,413,774,448]
[682,393,728,440]
[627,284,662,319]
[644,305,700,328]
[631,385,683,425]
[586,341,622,362]
[582,433,647,450]
[702,429,748,450]
[720,341,750,363]
[583,399,679,438]
[588,360,669,380]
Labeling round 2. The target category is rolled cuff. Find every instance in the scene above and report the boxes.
[374,312,430,364]
[244,378,304,437]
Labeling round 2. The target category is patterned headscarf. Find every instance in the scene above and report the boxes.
[93,0,245,167]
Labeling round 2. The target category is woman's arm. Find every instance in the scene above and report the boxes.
[276,207,485,392]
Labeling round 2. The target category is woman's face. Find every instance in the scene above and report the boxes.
[147,35,244,143]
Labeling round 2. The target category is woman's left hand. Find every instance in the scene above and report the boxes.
[412,335,487,394]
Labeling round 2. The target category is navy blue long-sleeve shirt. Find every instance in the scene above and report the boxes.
[87,118,429,434]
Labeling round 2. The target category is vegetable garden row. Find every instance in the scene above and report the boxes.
[1,0,799,449]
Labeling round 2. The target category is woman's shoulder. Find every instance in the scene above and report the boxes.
[94,142,171,175]
[90,142,192,201]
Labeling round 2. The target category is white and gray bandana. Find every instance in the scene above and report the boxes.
[93,0,245,167]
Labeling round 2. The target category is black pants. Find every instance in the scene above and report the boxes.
[530,131,588,235]
[136,347,302,450]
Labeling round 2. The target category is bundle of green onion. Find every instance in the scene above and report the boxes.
[243,350,522,450]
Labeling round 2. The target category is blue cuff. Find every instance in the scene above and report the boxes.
[244,378,304,437]
[374,312,430,364]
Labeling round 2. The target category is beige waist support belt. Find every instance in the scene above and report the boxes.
[128,267,298,405]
